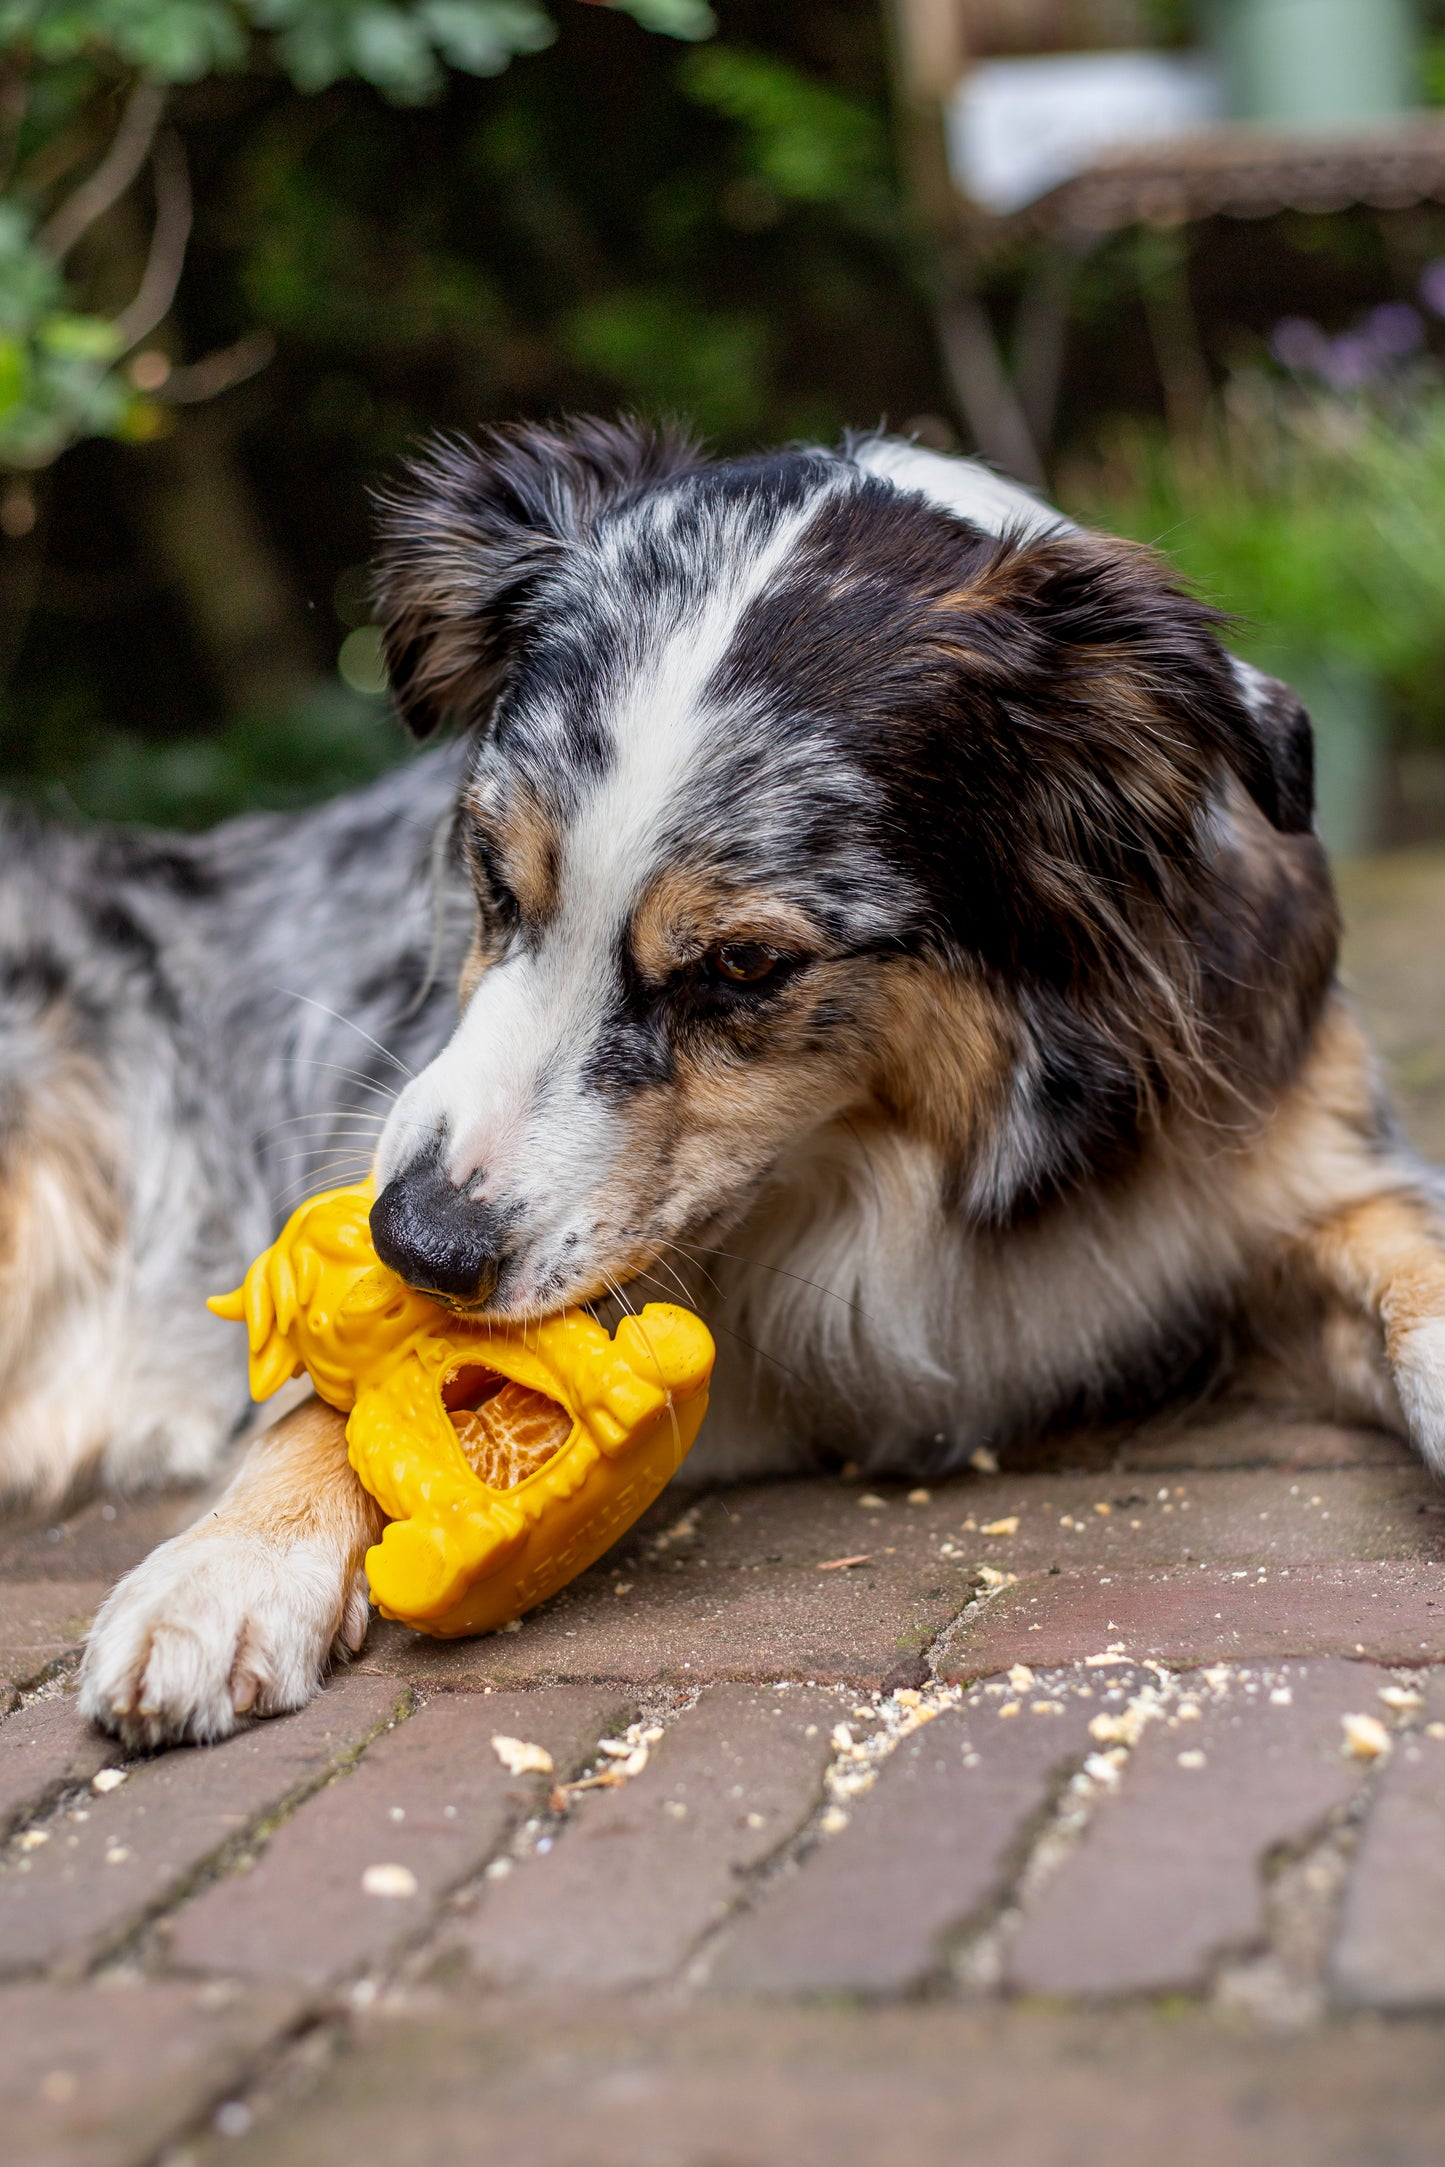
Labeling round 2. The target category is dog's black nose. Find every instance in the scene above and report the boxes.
[370,1154,505,1304]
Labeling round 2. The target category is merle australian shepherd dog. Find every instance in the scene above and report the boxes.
[0,420,1439,1746]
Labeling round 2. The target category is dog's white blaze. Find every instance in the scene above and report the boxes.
[853,438,1070,542]
[378,497,832,1288]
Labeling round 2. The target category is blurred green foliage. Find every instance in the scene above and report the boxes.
[0,0,711,469]
[1064,374,1445,735]
[2,2,935,827]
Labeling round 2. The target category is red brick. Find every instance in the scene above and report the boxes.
[712,1670,1125,1997]
[214,2001,1445,2167]
[0,1674,403,1977]
[0,1692,116,1842]
[0,1583,106,1702]
[1333,1671,1445,2008]
[1007,1659,1370,1996]
[0,1980,299,2167]
[1111,1411,1413,1475]
[166,1687,627,1987]
[457,1684,837,1990]
[944,1561,1445,1680]
[0,1490,205,1586]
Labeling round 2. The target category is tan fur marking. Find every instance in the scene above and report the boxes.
[630,868,821,983]
[872,962,1016,1169]
[0,1052,123,1391]
[208,1396,385,1558]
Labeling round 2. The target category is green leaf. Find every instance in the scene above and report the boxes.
[680,45,886,210]
[36,311,125,361]
[609,0,713,40]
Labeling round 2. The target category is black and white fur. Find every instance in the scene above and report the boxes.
[0,421,1435,1747]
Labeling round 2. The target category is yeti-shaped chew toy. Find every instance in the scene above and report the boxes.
[210,1185,714,1638]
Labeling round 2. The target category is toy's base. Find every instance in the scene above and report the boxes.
[365,1383,710,1638]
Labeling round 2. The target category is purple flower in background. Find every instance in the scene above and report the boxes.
[1270,316,1330,373]
[1317,332,1380,390]
[1419,259,1445,318]
[1364,302,1424,355]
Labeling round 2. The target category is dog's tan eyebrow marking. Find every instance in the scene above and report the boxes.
[629,867,820,982]
[463,782,559,924]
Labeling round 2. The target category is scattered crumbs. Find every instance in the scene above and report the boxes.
[613,1583,633,1596]
[1031,1700,1065,1716]
[17,1830,49,1851]
[997,1701,1021,1719]
[1177,1749,1206,1770]
[1426,1723,1445,1741]
[961,1518,978,1532]
[90,1768,127,1795]
[501,1618,523,1634]
[1176,1701,1202,1721]
[1084,1750,1125,1785]
[662,1801,688,1820]
[819,1806,849,1834]
[977,1565,1016,1590]
[103,1847,130,1866]
[491,1736,554,1777]
[858,1494,888,1511]
[745,1812,766,1830]
[1084,1652,1128,1668]
[361,1863,418,1900]
[1007,1663,1035,1691]
[484,1858,512,1880]
[981,1516,1019,1537]
[388,1806,406,1823]
[1341,1712,1392,1762]
[1092,1502,1111,1517]
[968,1446,999,1475]
[907,1488,931,1505]
[1379,1685,1423,1712]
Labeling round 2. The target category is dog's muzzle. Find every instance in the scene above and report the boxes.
[370,1151,506,1305]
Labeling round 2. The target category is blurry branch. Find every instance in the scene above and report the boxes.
[112,130,191,351]
[38,79,165,261]
[158,329,276,402]
[936,278,1044,486]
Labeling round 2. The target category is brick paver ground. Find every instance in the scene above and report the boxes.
[2,859,1445,2163]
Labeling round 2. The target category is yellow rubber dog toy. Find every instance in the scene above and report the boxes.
[209,1185,714,1638]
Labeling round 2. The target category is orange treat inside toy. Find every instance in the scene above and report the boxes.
[447,1376,573,1490]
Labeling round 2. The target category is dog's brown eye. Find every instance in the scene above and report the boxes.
[710,942,780,987]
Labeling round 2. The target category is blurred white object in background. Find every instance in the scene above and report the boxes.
[947,51,1224,215]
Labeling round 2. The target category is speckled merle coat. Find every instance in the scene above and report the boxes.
[0,750,470,1503]
[7,422,1445,1751]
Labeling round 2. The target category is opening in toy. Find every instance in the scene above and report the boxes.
[442,1364,572,1491]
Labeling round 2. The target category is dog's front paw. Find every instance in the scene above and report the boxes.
[78,1530,369,1750]
[1387,1316,1445,1473]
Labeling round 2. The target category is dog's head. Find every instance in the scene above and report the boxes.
[367,418,1325,1315]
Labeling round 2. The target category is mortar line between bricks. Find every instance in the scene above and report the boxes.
[131,1704,672,2163]
[137,2006,348,2167]
[678,1681,969,1996]
[951,1667,1183,1998]
[215,1695,660,2012]
[372,1691,716,2007]
[76,1683,420,1983]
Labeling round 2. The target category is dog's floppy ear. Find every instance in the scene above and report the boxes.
[941,529,1315,841]
[1224,659,1316,835]
[373,416,703,738]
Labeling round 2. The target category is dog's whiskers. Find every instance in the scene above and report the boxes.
[629,1266,808,1393]
[671,1240,874,1326]
[278,990,416,1080]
